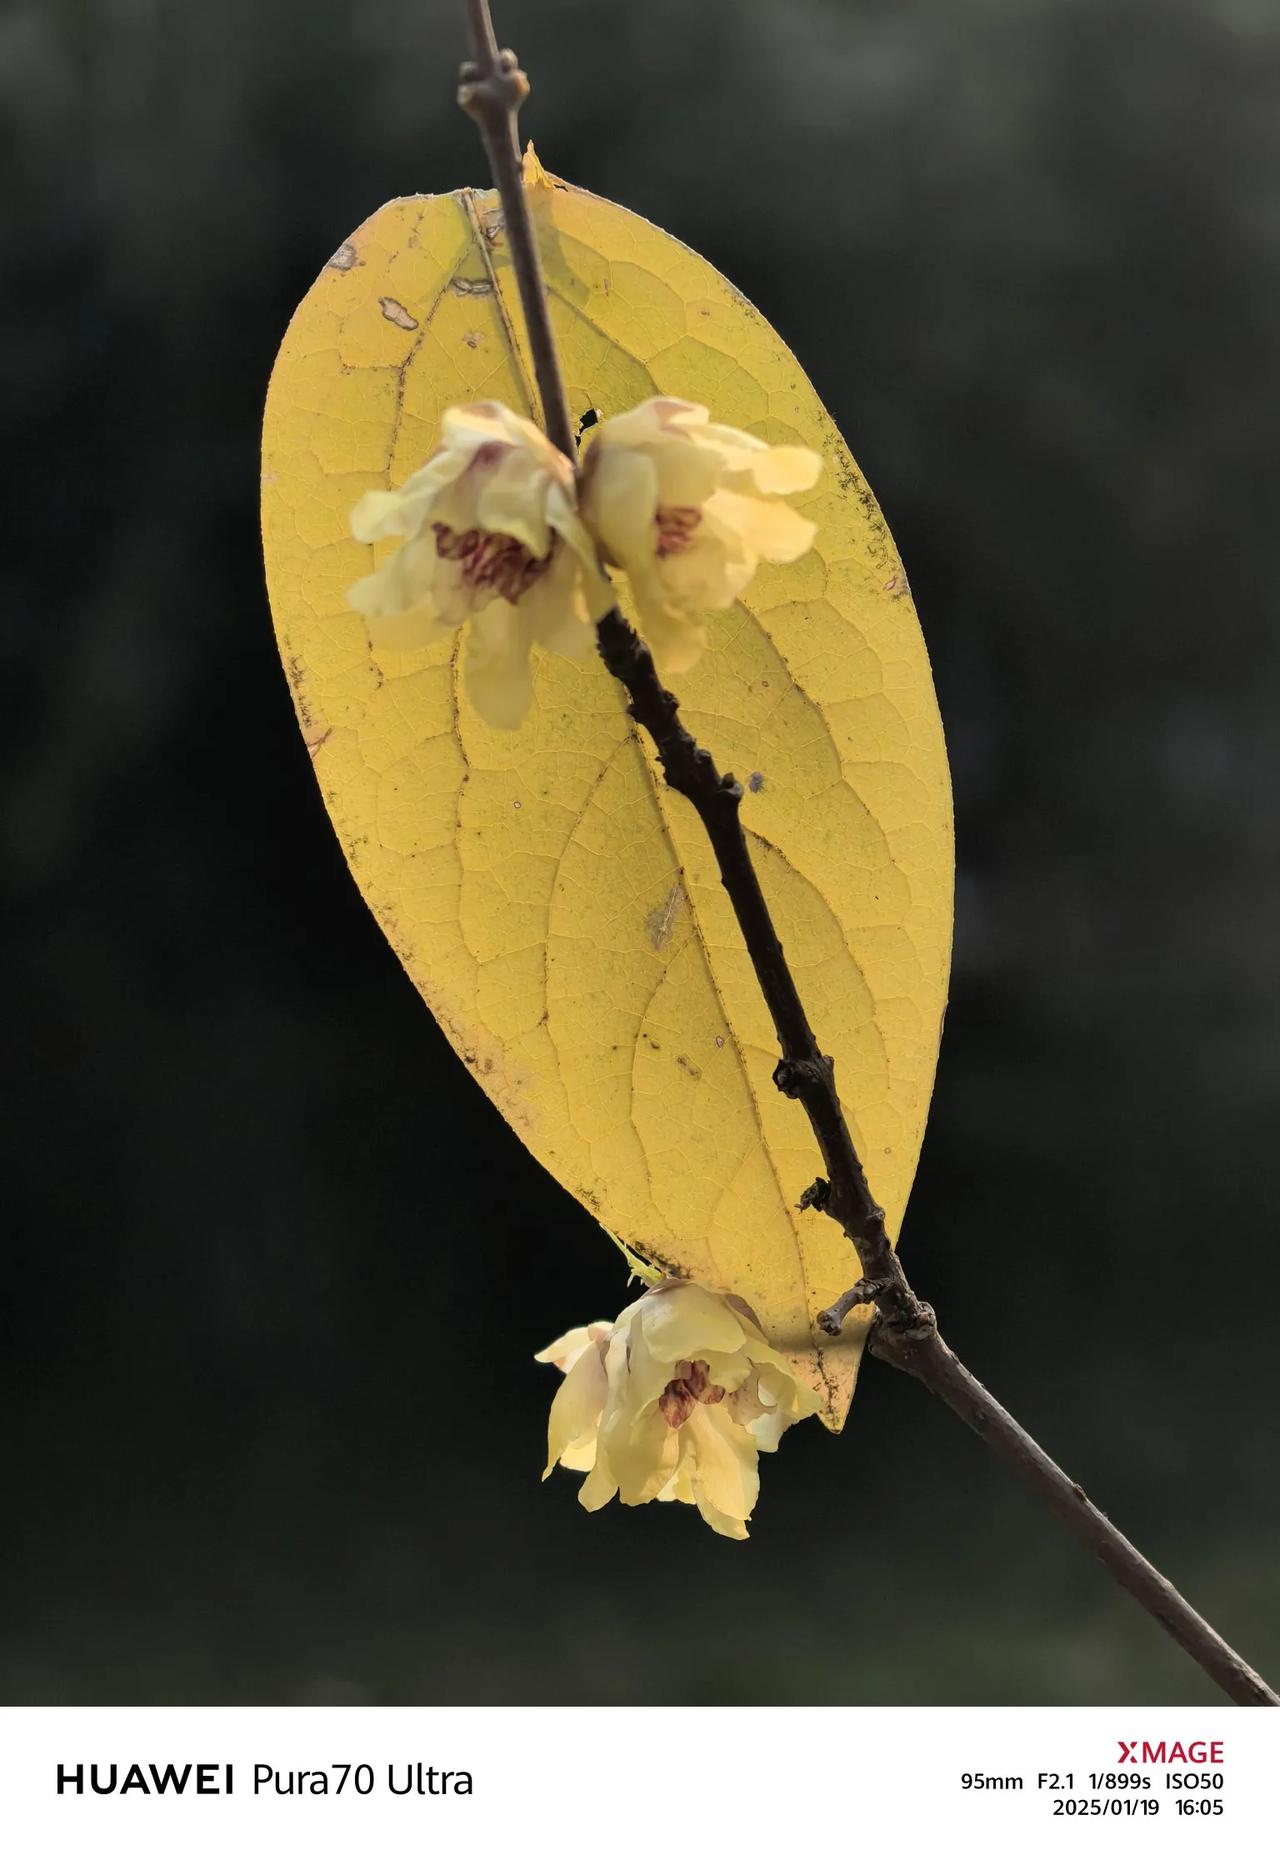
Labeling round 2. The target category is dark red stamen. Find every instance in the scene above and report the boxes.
[654,505,702,559]
[433,522,554,604]
[658,1358,726,1430]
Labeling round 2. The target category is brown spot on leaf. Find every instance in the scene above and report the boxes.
[645,882,685,951]
[326,242,357,272]
[675,1053,702,1081]
[478,204,504,242]
[450,275,494,296]
[379,296,419,331]
[747,771,765,793]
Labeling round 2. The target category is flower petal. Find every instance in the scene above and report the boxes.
[608,1404,679,1506]
[626,579,708,673]
[534,1322,612,1373]
[359,603,448,653]
[558,1434,600,1473]
[350,488,421,544]
[702,429,822,495]
[593,396,703,450]
[525,575,595,661]
[475,446,554,556]
[648,442,724,508]
[653,527,747,614]
[543,1342,609,1479]
[706,489,817,563]
[581,446,659,562]
[439,400,525,457]
[686,1401,760,1532]
[636,1282,748,1364]
[578,1454,618,1512]
[348,533,442,620]
[463,603,535,728]
[546,484,614,621]
[692,1500,749,1541]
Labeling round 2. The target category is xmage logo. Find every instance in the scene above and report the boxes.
[1116,1742,1224,1766]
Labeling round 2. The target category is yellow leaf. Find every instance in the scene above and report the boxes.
[261,166,953,1430]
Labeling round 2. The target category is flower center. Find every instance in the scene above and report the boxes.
[658,1358,725,1430]
[654,505,702,559]
[433,522,554,604]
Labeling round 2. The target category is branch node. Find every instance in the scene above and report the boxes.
[886,1297,937,1343]
[798,1175,830,1213]
[457,48,529,123]
[816,1274,884,1334]
[771,1054,831,1098]
[868,1297,939,1365]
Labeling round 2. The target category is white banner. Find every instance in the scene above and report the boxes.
[0,1705,1274,1846]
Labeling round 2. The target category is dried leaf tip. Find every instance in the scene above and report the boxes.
[521,142,553,191]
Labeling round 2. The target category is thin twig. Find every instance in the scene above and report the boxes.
[457,0,1278,1708]
[458,11,575,461]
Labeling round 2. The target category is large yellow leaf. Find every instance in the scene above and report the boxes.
[261,159,953,1430]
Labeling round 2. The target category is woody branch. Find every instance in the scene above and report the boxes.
[457,0,1277,1709]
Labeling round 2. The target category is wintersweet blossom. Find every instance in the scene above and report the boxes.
[347,401,611,727]
[536,1280,820,1539]
[579,397,822,673]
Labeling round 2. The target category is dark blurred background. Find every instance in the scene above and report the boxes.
[3,0,1278,1705]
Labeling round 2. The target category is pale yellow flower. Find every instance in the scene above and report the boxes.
[348,402,611,727]
[536,1281,820,1540]
[579,397,821,673]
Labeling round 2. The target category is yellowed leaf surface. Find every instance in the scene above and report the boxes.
[261,163,953,1429]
